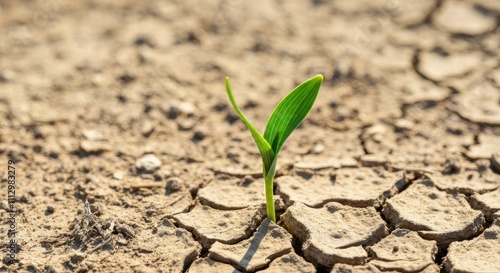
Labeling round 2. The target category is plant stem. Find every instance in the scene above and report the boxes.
[265,176,276,222]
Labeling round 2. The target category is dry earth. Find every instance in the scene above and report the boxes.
[0,0,499,272]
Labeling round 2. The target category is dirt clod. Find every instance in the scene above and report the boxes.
[187,257,241,273]
[260,252,316,273]
[173,204,266,248]
[277,168,407,208]
[383,180,485,245]
[198,178,265,209]
[444,219,500,273]
[208,218,293,272]
[282,202,388,267]
[367,229,439,272]
[470,188,500,221]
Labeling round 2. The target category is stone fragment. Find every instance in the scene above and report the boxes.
[80,140,111,153]
[173,204,265,247]
[178,118,196,131]
[168,100,197,118]
[166,177,183,193]
[393,118,414,131]
[383,180,485,245]
[187,257,241,273]
[198,177,265,209]
[260,252,316,273]
[113,171,124,180]
[418,51,481,81]
[368,229,439,272]
[140,121,155,137]
[209,219,292,272]
[444,219,500,273]
[277,168,407,208]
[449,82,500,125]
[312,143,325,154]
[282,202,388,267]
[471,188,500,221]
[433,1,496,35]
[135,154,162,173]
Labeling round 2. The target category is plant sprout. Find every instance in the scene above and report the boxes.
[225,75,323,222]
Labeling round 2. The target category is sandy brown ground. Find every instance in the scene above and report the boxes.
[0,0,499,272]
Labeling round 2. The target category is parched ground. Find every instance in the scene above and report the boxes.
[0,0,499,272]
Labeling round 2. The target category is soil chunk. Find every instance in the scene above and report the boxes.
[173,204,265,248]
[383,180,485,245]
[393,72,450,104]
[429,166,499,194]
[466,133,500,159]
[187,257,241,273]
[444,219,500,273]
[198,177,265,209]
[367,229,439,272]
[282,202,388,267]
[449,82,500,125]
[277,168,408,208]
[433,1,496,35]
[471,188,500,221]
[208,218,293,272]
[417,51,482,81]
[260,252,316,273]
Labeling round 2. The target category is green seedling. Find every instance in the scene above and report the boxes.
[225,75,323,222]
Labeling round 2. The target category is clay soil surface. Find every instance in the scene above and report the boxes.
[1,0,500,272]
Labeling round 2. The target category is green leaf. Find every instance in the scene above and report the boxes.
[263,75,323,155]
[225,77,275,175]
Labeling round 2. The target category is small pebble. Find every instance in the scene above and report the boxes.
[169,101,196,118]
[113,171,124,180]
[394,118,414,131]
[141,122,155,137]
[312,143,325,154]
[136,154,162,173]
[47,205,55,213]
[178,119,195,131]
[166,177,182,193]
